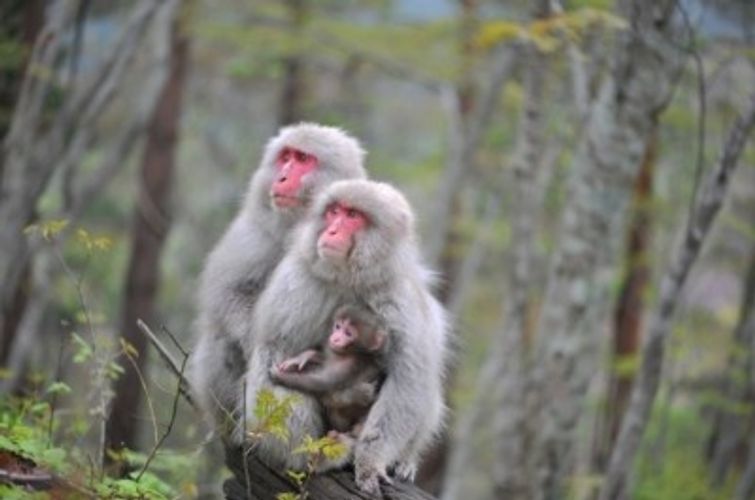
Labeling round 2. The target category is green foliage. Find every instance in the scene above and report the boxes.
[249,388,300,442]
[71,332,93,363]
[476,8,626,52]
[634,408,735,500]
[293,434,348,462]
[0,39,27,71]
[612,354,640,378]
[0,399,71,475]
[24,219,70,241]
[0,484,47,500]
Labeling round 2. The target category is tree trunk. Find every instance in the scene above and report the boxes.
[415,1,479,492]
[600,92,755,500]
[0,0,161,360]
[278,0,307,126]
[105,8,189,459]
[593,128,656,471]
[705,244,755,487]
[485,1,682,498]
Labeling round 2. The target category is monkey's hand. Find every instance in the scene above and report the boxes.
[354,456,392,496]
[276,349,320,373]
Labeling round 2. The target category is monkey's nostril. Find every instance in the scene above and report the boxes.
[278,176,287,183]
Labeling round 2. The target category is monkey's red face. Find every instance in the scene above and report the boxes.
[317,202,368,261]
[271,147,318,208]
[329,318,358,353]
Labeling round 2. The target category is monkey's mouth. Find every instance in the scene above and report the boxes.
[271,194,301,208]
[318,242,348,261]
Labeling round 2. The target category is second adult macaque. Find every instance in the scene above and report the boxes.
[243,180,450,494]
[270,304,388,436]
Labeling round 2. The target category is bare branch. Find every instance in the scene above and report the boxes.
[136,319,195,408]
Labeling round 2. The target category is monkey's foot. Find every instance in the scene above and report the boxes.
[355,463,392,496]
[392,460,417,481]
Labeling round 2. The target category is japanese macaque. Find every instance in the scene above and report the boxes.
[188,123,367,436]
[243,180,450,494]
[270,303,388,436]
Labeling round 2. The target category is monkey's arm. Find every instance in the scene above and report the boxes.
[270,359,356,395]
[277,349,323,372]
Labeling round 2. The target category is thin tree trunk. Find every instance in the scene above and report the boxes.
[705,244,755,487]
[734,433,755,500]
[489,4,555,499]
[105,5,189,459]
[416,1,480,492]
[278,0,307,126]
[599,92,755,500]
[441,3,554,497]
[593,128,656,471]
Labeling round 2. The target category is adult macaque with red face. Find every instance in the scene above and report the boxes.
[270,304,387,437]
[188,124,366,436]
[243,180,450,494]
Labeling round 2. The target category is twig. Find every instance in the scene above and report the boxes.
[160,324,189,358]
[47,332,68,446]
[135,351,189,481]
[122,341,160,445]
[677,0,708,228]
[136,319,195,408]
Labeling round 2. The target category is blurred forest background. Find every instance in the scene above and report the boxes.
[1,0,754,499]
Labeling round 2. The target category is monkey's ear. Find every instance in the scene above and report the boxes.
[368,330,388,352]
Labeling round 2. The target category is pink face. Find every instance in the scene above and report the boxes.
[317,202,368,261]
[271,147,318,208]
[329,317,358,353]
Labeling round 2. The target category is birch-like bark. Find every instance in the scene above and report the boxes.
[442,4,553,498]
[0,0,161,339]
[0,4,171,396]
[522,2,681,498]
[425,45,517,270]
[490,15,552,500]
[599,92,755,500]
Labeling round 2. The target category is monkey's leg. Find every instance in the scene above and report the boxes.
[243,351,325,470]
[188,333,245,436]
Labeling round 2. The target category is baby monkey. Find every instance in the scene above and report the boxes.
[270,303,388,437]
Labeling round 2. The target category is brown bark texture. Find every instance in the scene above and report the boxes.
[278,0,307,126]
[593,129,656,471]
[105,12,189,456]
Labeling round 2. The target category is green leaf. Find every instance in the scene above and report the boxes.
[71,333,93,363]
[276,492,301,500]
[46,381,72,396]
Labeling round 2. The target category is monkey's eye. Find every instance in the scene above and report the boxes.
[346,208,358,219]
[295,151,308,163]
[327,204,339,216]
[279,150,291,163]
[344,329,354,338]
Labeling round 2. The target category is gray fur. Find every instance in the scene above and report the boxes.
[188,123,367,435]
[242,180,450,492]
